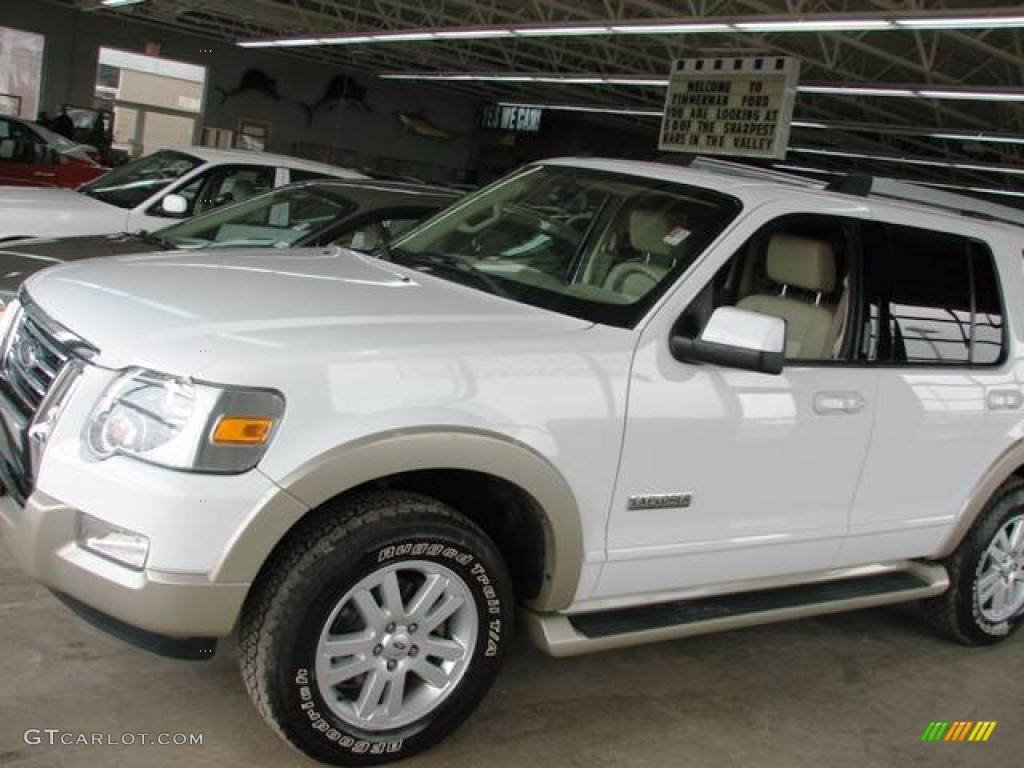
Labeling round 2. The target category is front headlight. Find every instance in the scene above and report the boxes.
[85,368,284,473]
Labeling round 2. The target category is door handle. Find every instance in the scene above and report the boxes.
[987,389,1023,411]
[814,391,866,414]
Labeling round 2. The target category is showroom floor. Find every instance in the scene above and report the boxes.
[1,544,1020,768]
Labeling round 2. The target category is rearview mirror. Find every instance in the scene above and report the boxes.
[670,306,785,375]
[160,193,189,217]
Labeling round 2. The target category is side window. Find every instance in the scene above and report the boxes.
[288,169,331,183]
[676,213,857,362]
[157,165,275,217]
[0,119,14,161]
[380,216,426,241]
[860,222,1004,366]
[0,120,43,164]
[334,222,386,252]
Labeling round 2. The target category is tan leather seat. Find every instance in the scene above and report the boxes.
[603,209,675,300]
[737,234,837,359]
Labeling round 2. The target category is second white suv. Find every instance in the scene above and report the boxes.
[2,158,1023,765]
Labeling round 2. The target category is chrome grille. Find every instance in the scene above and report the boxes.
[3,310,72,418]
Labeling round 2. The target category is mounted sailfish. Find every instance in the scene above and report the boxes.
[215,69,283,104]
[302,75,370,124]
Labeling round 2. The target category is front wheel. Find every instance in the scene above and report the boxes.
[239,491,512,765]
[922,480,1024,645]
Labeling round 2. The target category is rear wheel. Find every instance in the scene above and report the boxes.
[239,491,512,765]
[923,480,1024,645]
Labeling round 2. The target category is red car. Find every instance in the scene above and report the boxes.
[0,115,107,188]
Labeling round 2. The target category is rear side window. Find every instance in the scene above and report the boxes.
[861,222,1004,366]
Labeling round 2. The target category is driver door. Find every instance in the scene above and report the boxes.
[595,204,880,601]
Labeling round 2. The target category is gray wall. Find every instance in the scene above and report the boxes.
[0,0,481,181]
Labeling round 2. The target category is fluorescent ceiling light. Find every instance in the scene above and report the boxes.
[370,31,437,41]
[798,85,917,97]
[792,120,1024,146]
[918,89,1024,102]
[895,16,1024,30]
[608,22,730,34]
[319,35,374,45]
[101,0,147,6]
[235,10,1024,48]
[929,131,1024,145]
[605,77,671,86]
[271,38,321,47]
[790,146,1024,176]
[514,26,611,37]
[735,19,893,32]
[435,29,515,39]
[377,73,1022,103]
[932,185,1024,199]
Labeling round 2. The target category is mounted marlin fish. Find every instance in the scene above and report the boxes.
[215,69,283,104]
[302,74,369,124]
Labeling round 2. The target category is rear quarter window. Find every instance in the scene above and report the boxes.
[861,222,1004,366]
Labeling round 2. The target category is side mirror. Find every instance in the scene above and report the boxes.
[159,193,189,217]
[670,306,786,375]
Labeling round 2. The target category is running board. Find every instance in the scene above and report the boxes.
[522,562,948,657]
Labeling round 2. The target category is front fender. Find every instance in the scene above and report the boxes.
[213,427,583,612]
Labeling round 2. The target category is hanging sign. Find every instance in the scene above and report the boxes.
[659,56,800,159]
[481,104,543,133]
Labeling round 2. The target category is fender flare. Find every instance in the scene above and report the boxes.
[213,427,584,612]
[935,439,1024,558]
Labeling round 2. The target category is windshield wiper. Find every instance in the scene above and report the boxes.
[391,249,509,298]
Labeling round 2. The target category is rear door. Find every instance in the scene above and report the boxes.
[838,215,1018,566]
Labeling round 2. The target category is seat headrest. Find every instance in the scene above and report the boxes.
[629,208,679,258]
[766,234,836,293]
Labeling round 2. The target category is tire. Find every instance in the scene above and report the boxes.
[922,479,1024,646]
[239,490,512,766]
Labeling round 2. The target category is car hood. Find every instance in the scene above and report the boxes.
[0,233,163,294]
[24,247,592,378]
[0,187,122,239]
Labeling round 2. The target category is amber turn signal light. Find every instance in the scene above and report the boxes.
[211,416,274,445]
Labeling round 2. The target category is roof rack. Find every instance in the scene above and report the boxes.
[656,153,823,189]
[826,173,1024,228]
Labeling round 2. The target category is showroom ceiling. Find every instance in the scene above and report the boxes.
[80,0,1024,195]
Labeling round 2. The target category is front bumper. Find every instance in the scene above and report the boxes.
[0,489,249,638]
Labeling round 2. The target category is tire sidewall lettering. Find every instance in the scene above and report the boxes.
[286,535,506,758]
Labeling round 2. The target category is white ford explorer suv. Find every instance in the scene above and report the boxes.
[2,158,1024,765]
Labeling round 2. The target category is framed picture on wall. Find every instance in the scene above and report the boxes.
[0,94,21,118]
[201,126,234,149]
[235,118,270,151]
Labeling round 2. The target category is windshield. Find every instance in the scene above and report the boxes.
[30,122,94,162]
[153,185,354,249]
[391,165,741,327]
[79,149,202,209]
